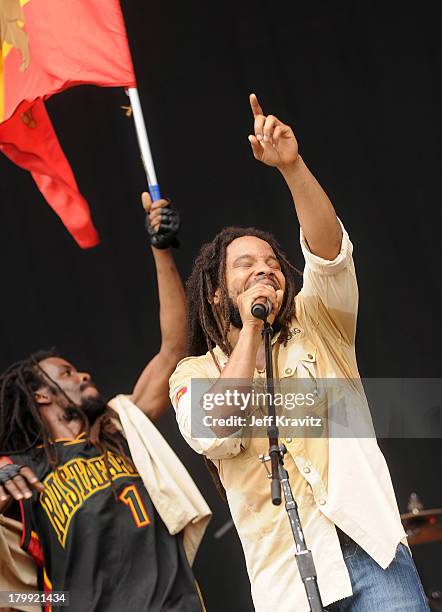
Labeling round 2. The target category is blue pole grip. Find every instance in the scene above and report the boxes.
[149,184,161,202]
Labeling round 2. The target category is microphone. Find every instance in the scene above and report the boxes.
[251,298,272,321]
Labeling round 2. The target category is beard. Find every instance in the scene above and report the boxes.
[64,392,108,425]
[227,297,243,329]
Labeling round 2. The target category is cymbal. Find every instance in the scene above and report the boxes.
[401,508,442,546]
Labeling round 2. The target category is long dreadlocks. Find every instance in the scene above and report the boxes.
[0,349,131,493]
[186,226,302,361]
[186,227,302,496]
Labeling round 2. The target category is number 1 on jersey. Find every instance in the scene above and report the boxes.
[118,484,151,528]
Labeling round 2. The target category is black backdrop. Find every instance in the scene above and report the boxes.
[1,1,441,609]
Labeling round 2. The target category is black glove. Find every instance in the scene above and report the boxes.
[0,463,23,485]
[146,199,180,249]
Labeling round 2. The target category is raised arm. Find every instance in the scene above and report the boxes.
[131,193,186,420]
[248,93,342,260]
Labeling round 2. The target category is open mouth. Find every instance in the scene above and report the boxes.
[80,383,97,393]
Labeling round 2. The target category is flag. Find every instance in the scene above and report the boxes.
[0,0,137,247]
[0,99,100,247]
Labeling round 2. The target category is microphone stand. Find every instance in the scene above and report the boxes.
[259,319,324,612]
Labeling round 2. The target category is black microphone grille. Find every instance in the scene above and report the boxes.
[251,301,270,321]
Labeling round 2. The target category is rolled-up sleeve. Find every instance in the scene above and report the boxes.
[169,358,241,461]
[297,219,358,344]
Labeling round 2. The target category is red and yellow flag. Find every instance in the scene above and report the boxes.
[0,0,136,247]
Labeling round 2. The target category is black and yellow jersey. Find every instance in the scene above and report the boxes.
[3,433,204,612]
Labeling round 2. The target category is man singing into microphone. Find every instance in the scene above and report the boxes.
[169,94,429,611]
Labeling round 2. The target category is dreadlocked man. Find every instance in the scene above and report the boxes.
[0,193,210,612]
[169,94,429,611]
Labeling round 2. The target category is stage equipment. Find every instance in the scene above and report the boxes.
[401,493,442,611]
[257,319,324,612]
[400,493,442,546]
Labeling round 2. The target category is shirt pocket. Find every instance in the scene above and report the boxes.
[276,338,319,403]
[275,339,327,435]
[277,338,317,381]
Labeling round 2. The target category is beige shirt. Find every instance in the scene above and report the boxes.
[169,223,407,612]
[0,395,211,610]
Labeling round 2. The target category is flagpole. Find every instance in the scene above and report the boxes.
[127,87,161,202]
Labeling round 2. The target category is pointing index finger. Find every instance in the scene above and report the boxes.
[249,93,264,117]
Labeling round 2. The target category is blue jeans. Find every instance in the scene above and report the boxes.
[325,535,430,611]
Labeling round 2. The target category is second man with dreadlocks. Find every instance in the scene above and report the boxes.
[169,95,429,611]
[0,193,211,612]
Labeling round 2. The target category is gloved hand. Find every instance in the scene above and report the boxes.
[142,192,180,249]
